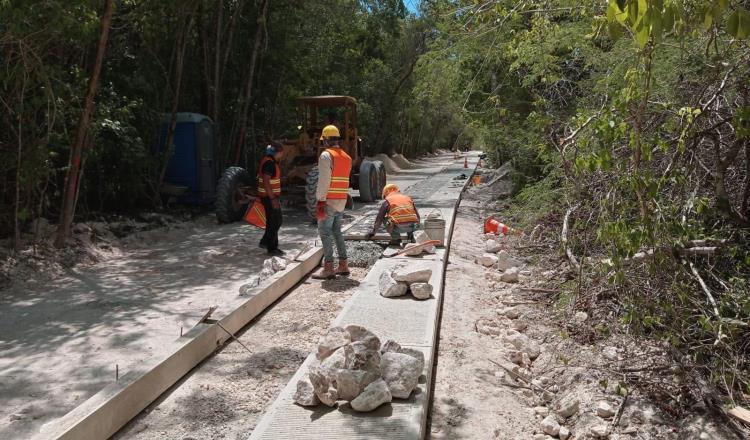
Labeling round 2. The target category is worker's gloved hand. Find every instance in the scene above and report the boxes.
[316,201,327,220]
[365,232,375,240]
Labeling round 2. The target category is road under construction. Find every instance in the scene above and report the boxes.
[2,152,479,440]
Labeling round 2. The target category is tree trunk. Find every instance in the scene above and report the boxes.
[55,0,115,248]
[232,0,269,165]
[155,6,196,206]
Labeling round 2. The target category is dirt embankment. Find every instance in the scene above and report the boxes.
[429,170,741,440]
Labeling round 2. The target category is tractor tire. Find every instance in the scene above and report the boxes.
[305,166,320,221]
[358,160,379,202]
[373,160,387,200]
[216,166,251,224]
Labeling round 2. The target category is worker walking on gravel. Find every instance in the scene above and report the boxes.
[257,143,284,255]
[366,184,420,246]
[312,125,352,279]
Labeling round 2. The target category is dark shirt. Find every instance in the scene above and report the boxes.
[262,155,278,178]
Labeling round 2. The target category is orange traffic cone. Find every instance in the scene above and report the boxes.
[484,217,521,235]
[464,157,468,168]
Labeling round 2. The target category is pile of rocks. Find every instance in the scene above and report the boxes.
[294,325,424,412]
[476,235,522,283]
[379,265,433,300]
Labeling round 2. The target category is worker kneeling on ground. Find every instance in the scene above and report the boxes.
[312,125,352,280]
[257,143,284,255]
[366,184,420,246]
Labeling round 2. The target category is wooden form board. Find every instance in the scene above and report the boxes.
[35,247,324,440]
[728,406,750,426]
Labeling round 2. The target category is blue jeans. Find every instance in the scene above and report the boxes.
[318,206,347,263]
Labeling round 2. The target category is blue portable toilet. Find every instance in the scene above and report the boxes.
[157,113,216,204]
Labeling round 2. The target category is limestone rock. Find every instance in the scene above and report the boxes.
[317,327,351,360]
[410,282,433,300]
[485,239,502,253]
[414,230,436,253]
[533,406,549,416]
[590,425,610,438]
[572,311,588,324]
[271,256,287,271]
[502,330,539,359]
[559,426,571,440]
[335,368,379,401]
[350,378,392,412]
[508,350,531,367]
[498,306,520,319]
[500,267,520,283]
[380,352,422,399]
[345,325,381,351]
[556,396,580,418]
[392,267,432,284]
[477,253,499,267]
[239,276,261,295]
[496,250,522,271]
[541,415,560,437]
[293,378,320,406]
[262,258,275,272]
[380,339,402,354]
[483,232,497,241]
[597,401,615,418]
[379,271,408,297]
[309,366,338,407]
[347,341,381,372]
[602,346,618,361]
[397,347,425,374]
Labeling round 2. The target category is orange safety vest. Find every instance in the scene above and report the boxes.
[386,193,419,224]
[325,148,352,200]
[244,199,266,229]
[257,156,281,198]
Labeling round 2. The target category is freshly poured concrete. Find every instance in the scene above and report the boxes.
[249,154,477,440]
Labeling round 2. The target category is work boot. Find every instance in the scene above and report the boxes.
[312,262,336,280]
[388,239,402,247]
[335,259,350,276]
[267,248,285,256]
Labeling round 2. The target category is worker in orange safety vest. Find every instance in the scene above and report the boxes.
[253,143,284,255]
[312,124,352,279]
[366,183,420,246]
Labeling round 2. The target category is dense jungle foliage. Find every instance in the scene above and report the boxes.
[2,0,750,416]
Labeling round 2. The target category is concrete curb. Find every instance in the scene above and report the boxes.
[248,154,479,439]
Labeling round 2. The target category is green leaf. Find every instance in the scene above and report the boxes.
[728,8,750,39]
[703,6,714,30]
[635,18,650,47]
[662,4,675,31]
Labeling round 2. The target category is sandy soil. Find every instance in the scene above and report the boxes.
[114,268,368,440]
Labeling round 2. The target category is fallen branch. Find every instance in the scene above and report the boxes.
[612,393,630,428]
[519,287,559,294]
[487,358,553,395]
[687,260,724,346]
[562,205,580,271]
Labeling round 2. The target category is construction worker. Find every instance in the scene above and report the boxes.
[257,143,284,255]
[312,125,352,279]
[365,184,420,245]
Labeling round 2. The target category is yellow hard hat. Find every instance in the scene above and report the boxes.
[320,125,340,140]
[382,183,399,198]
